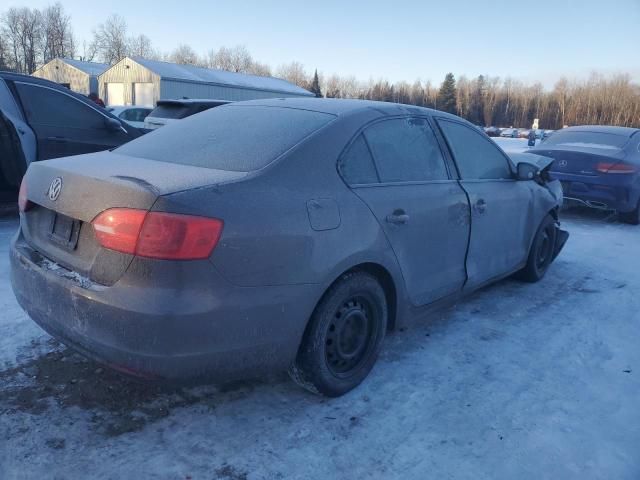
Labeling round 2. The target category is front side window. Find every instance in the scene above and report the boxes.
[438,119,513,180]
[363,117,449,183]
[15,82,104,130]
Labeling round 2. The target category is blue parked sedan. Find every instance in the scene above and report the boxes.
[532,125,640,224]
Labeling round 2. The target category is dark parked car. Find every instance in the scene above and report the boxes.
[143,98,232,130]
[0,72,142,198]
[484,126,501,137]
[531,125,640,224]
[11,98,568,396]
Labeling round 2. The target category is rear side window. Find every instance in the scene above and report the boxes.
[15,82,103,129]
[338,135,378,184]
[363,117,448,182]
[117,105,335,172]
[438,119,512,180]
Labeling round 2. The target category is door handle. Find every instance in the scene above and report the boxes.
[46,136,68,143]
[386,210,410,225]
[474,198,487,214]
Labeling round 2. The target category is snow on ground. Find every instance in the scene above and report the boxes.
[1,209,639,480]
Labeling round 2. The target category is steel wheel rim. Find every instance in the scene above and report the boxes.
[325,296,376,376]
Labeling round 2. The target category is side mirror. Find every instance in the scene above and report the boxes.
[105,117,124,132]
[517,161,540,181]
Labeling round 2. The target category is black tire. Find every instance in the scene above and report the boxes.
[289,271,387,397]
[619,201,640,225]
[515,214,558,283]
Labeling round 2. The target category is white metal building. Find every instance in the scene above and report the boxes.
[98,56,313,107]
[31,58,109,95]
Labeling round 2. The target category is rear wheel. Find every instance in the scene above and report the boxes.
[516,214,557,283]
[289,272,387,397]
[619,201,640,225]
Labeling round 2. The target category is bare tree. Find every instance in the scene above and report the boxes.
[0,25,9,70]
[249,61,272,76]
[128,34,155,59]
[207,45,251,72]
[205,45,271,75]
[169,44,200,65]
[90,14,129,64]
[1,7,43,73]
[276,61,308,88]
[41,3,74,62]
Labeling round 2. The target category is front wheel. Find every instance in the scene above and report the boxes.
[289,271,387,397]
[515,214,558,283]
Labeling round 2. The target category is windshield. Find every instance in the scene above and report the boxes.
[117,105,335,171]
[543,130,629,150]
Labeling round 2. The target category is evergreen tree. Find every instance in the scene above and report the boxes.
[437,73,457,114]
[310,69,322,97]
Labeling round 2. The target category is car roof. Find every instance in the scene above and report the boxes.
[0,70,74,91]
[225,97,464,121]
[559,125,640,137]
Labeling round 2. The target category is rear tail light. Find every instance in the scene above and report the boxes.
[596,162,637,174]
[18,177,33,212]
[92,208,223,260]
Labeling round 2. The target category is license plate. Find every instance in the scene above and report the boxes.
[48,213,81,250]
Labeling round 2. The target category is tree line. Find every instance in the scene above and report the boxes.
[2,5,639,129]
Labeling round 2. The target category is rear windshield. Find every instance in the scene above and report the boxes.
[117,105,335,171]
[147,104,193,119]
[543,131,629,150]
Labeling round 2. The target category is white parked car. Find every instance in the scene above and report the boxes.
[106,106,153,128]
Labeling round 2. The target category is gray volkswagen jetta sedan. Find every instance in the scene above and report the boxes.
[10,98,568,396]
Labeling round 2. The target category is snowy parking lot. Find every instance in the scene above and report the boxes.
[1,205,639,479]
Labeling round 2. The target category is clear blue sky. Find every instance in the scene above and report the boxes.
[24,0,640,88]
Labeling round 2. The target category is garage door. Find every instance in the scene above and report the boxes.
[106,83,125,106]
[133,83,154,106]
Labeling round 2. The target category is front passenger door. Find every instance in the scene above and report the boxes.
[13,82,130,160]
[436,118,535,289]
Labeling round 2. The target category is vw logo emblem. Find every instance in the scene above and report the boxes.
[558,160,568,168]
[47,177,63,201]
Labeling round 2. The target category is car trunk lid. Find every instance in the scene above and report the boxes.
[21,151,247,285]
[534,146,626,177]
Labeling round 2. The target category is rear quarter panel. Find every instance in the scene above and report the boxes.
[154,111,408,311]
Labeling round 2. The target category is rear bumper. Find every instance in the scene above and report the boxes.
[10,234,319,381]
[551,172,640,212]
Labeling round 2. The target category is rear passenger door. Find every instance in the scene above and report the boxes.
[13,81,131,160]
[339,116,470,306]
[435,118,534,289]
